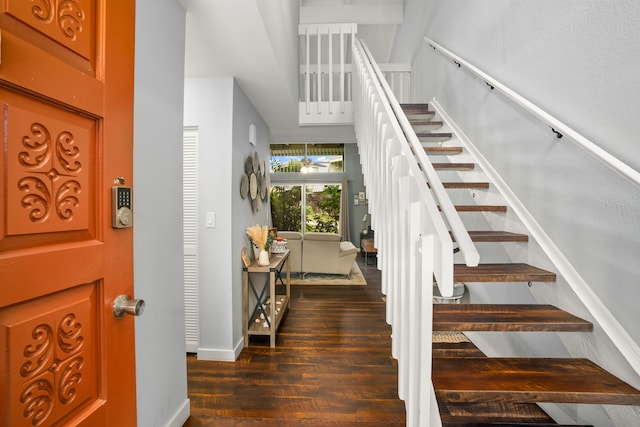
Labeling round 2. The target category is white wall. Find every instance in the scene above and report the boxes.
[134,0,190,426]
[391,1,640,424]
[184,78,270,360]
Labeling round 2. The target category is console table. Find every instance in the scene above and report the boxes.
[242,249,290,348]
[360,230,377,265]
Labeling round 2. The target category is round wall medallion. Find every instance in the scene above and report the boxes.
[249,173,258,200]
[252,196,261,212]
[240,174,249,199]
[252,151,259,172]
[259,174,267,199]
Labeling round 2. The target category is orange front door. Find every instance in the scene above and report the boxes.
[0,1,137,426]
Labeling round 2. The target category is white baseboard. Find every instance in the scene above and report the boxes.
[163,398,190,427]
[197,347,237,362]
[233,336,245,359]
[197,336,244,362]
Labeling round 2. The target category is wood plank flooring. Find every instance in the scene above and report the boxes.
[184,257,406,426]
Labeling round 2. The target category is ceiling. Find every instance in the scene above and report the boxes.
[181,0,404,143]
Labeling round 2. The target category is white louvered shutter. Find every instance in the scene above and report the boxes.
[183,127,199,352]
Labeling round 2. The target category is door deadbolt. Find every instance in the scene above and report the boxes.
[112,185,133,228]
[113,295,145,318]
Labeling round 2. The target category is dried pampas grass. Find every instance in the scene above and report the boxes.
[246,225,273,250]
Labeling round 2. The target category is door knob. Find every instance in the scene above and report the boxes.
[113,295,145,319]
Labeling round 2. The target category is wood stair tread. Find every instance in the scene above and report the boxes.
[453,263,556,282]
[424,146,463,155]
[433,304,593,332]
[452,231,529,242]
[433,162,475,170]
[416,132,452,141]
[400,103,431,114]
[411,120,443,126]
[407,112,436,121]
[442,182,490,189]
[439,402,556,425]
[433,357,640,405]
[433,342,486,358]
[439,205,507,212]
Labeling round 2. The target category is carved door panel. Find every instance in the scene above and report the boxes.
[0,1,136,426]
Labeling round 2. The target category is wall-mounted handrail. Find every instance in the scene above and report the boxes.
[425,37,640,188]
[360,41,479,268]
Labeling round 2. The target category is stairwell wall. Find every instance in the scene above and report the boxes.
[390,1,640,424]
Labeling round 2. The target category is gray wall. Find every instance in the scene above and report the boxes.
[184,77,270,360]
[395,0,640,345]
[134,0,189,426]
[390,1,640,424]
[231,80,272,346]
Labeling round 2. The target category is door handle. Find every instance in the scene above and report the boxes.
[113,295,145,319]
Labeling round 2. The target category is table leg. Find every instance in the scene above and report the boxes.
[242,271,248,346]
[269,270,276,348]
[286,255,291,309]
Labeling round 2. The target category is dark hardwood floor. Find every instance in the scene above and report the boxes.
[184,256,406,426]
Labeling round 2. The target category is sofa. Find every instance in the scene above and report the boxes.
[277,231,358,277]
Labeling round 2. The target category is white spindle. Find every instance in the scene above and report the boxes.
[328,26,333,113]
[340,26,345,112]
[316,25,321,113]
[305,26,310,114]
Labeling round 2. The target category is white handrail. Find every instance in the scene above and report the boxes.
[359,41,479,268]
[353,37,446,426]
[425,37,640,188]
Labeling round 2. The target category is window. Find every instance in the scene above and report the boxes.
[270,144,344,173]
[270,184,342,234]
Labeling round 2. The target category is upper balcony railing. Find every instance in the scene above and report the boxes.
[299,23,411,125]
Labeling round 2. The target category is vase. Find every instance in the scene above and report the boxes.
[257,249,270,266]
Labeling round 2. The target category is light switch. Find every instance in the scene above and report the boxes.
[206,212,216,228]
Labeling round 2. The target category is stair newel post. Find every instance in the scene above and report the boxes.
[419,231,439,427]
[389,154,408,360]
[383,142,402,299]
[398,172,413,405]
[406,196,424,425]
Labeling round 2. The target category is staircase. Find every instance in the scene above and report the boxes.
[401,103,640,425]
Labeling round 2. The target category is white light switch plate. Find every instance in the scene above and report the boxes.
[206,212,216,228]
